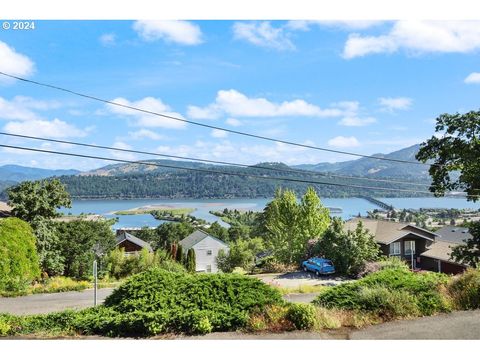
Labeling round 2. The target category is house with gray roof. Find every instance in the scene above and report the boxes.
[116,231,153,254]
[345,218,468,274]
[419,226,471,274]
[179,230,229,273]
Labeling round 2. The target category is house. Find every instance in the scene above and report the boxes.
[179,230,229,273]
[115,231,153,254]
[420,226,471,274]
[344,218,468,274]
[0,201,12,218]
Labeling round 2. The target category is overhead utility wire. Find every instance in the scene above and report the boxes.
[0,71,436,167]
[0,132,431,187]
[0,143,436,195]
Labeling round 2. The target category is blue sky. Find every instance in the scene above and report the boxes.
[1,20,480,170]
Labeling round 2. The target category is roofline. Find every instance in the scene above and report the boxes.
[180,229,229,249]
[400,224,438,237]
[381,231,436,245]
[116,238,152,251]
[420,253,468,267]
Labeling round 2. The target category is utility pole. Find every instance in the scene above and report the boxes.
[93,259,98,306]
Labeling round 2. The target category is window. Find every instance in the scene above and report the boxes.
[405,240,415,255]
[389,242,401,255]
[206,250,212,256]
[206,265,212,273]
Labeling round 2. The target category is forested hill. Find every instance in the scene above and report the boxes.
[0,144,435,199]
[57,160,430,199]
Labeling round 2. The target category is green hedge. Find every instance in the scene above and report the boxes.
[0,218,40,292]
[1,269,284,338]
[313,268,451,318]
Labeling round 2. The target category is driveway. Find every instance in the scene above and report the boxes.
[350,310,480,340]
[0,288,114,315]
[253,271,349,288]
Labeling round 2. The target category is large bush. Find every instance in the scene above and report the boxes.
[448,268,480,310]
[314,268,451,318]
[89,268,283,336]
[0,218,40,292]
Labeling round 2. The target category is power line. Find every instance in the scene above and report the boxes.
[0,143,435,195]
[0,131,431,187]
[0,71,435,167]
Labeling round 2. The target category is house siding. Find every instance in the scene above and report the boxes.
[191,236,229,273]
[118,240,143,253]
[383,237,432,269]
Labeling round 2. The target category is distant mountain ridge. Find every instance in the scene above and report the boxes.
[0,165,80,182]
[0,144,433,199]
[293,144,429,179]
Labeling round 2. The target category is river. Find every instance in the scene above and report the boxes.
[60,197,479,229]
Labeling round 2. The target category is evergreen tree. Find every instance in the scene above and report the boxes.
[176,244,184,263]
[186,248,196,273]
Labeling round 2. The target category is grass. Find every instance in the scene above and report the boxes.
[274,284,324,295]
[0,277,122,297]
[114,207,194,216]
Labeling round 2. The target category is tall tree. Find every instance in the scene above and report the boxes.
[315,218,380,276]
[7,179,72,275]
[7,179,72,223]
[262,187,330,264]
[176,244,184,263]
[416,111,480,266]
[54,219,116,279]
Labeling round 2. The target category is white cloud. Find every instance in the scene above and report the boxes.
[211,129,228,138]
[107,97,186,129]
[99,33,116,46]
[0,96,60,121]
[464,72,480,84]
[339,116,376,127]
[343,21,480,59]
[233,21,294,51]
[0,41,35,81]
[187,89,343,119]
[3,119,87,138]
[327,136,360,148]
[133,20,202,45]
[128,129,165,140]
[378,97,412,111]
[287,20,383,31]
[225,118,242,127]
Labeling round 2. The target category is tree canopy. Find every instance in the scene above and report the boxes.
[416,111,480,266]
[262,187,330,264]
[0,218,40,292]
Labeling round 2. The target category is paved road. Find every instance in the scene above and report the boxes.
[0,288,316,315]
[350,310,480,339]
[0,288,114,315]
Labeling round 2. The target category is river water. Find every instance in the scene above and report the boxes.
[61,197,479,229]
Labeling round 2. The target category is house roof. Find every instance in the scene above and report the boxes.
[344,218,436,245]
[434,226,472,244]
[421,240,466,266]
[116,232,153,252]
[0,201,12,218]
[179,229,229,250]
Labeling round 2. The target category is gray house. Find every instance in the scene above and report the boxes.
[179,230,229,273]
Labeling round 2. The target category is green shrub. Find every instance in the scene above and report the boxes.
[0,218,40,292]
[314,267,451,319]
[448,268,480,310]
[286,303,316,330]
[0,319,11,336]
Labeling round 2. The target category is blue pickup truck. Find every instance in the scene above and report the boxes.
[302,257,335,276]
